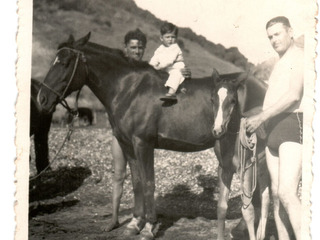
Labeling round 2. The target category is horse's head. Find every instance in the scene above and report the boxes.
[211,70,246,138]
[37,33,91,113]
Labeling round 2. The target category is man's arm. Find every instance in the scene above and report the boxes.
[246,58,303,133]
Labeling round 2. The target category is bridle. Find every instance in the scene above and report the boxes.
[31,48,88,180]
[40,47,88,112]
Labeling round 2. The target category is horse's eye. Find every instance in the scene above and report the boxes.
[211,94,218,102]
[60,60,70,67]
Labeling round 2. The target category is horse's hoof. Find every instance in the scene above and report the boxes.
[140,235,154,240]
[139,222,160,240]
[230,228,248,239]
[102,220,120,232]
[123,217,144,236]
[123,227,140,236]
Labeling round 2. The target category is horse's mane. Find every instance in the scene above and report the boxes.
[58,40,151,69]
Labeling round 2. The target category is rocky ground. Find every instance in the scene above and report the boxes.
[29,126,278,240]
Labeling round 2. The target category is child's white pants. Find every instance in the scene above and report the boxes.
[164,62,185,92]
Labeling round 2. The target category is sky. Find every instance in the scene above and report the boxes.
[134,0,316,64]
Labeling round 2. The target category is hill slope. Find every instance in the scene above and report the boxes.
[32,0,245,78]
[32,0,249,110]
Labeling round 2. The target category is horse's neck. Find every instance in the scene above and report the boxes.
[85,69,118,110]
[84,53,154,115]
[240,78,267,114]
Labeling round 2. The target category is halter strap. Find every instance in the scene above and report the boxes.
[61,50,81,99]
[239,118,257,209]
[41,47,87,113]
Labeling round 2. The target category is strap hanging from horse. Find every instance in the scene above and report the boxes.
[238,117,257,209]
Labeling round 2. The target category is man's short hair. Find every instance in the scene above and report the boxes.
[266,16,291,29]
[124,28,147,47]
[160,22,178,36]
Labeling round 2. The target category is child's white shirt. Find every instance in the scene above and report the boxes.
[149,43,185,70]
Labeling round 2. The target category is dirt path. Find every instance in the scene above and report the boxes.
[29,204,240,240]
[29,128,278,239]
[29,201,277,240]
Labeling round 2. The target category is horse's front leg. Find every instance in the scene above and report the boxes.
[132,136,157,240]
[256,154,270,240]
[241,163,257,240]
[256,185,270,240]
[123,152,146,236]
[217,166,233,240]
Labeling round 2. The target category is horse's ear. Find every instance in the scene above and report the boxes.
[75,32,91,48]
[236,72,248,87]
[212,68,220,80]
[211,68,221,86]
[67,34,75,44]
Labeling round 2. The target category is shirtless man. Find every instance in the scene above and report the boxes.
[246,16,304,240]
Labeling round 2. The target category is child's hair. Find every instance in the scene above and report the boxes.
[160,22,178,36]
[124,28,147,47]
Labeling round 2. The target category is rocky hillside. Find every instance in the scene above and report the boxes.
[32,0,247,80]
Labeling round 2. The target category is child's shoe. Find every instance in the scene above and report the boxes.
[160,93,177,101]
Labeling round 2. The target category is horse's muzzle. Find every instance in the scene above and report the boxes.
[37,91,57,114]
[212,126,225,138]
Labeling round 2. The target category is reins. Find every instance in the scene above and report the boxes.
[238,118,257,209]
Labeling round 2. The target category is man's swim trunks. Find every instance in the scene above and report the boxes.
[266,112,303,153]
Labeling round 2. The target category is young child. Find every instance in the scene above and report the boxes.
[149,22,185,100]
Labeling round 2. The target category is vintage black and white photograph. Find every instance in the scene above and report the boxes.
[15,0,317,239]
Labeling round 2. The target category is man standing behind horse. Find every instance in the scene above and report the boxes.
[106,28,147,233]
[107,28,191,233]
[246,16,304,240]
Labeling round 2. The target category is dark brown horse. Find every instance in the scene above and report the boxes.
[30,78,53,174]
[37,33,267,240]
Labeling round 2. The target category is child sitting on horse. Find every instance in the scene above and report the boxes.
[149,22,185,100]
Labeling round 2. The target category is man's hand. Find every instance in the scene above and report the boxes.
[245,113,265,133]
[181,67,192,78]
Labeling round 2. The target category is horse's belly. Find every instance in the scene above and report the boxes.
[156,134,215,152]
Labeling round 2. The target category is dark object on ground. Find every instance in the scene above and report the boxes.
[65,107,94,127]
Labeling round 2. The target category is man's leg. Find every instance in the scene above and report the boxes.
[278,142,302,240]
[265,147,291,240]
[104,136,127,231]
